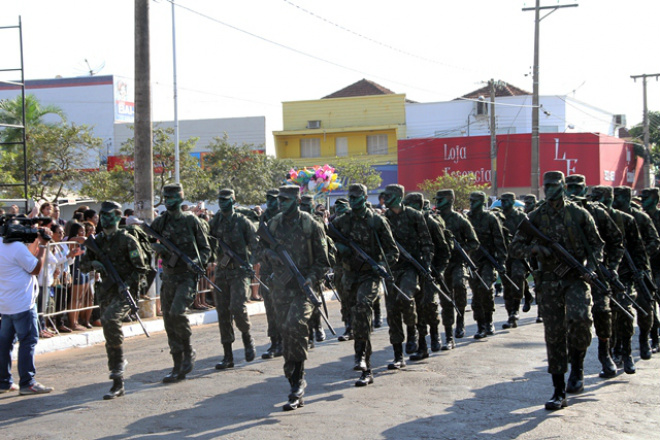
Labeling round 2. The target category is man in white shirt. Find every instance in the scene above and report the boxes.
[0,228,55,396]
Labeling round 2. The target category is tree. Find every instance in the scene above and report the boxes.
[629,110,660,173]
[202,135,293,205]
[332,156,382,191]
[417,172,490,211]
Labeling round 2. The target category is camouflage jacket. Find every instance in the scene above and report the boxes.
[573,198,624,271]
[424,211,452,274]
[437,208,480,265]
[500,207,527,245]
[626,207,660,260]
[150,211,211,274]
[467,209,508,266]
[605,207,650,275]
[208,210,258,268]
[384,206,433,270]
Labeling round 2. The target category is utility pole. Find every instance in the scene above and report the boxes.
[631,73,660,188]
[523,1,578,197]
[172,0,180,183]
[135,0,153,222]
[489,79,498,197]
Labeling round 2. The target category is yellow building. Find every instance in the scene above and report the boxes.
[273,79,407,168]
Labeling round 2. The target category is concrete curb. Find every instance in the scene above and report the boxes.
[14,291,334,359]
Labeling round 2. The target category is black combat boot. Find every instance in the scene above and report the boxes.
[410,333,429,361]
[622,338,636,374]
[388,343,406,370]
[262,338,278,360]
[545,374,567,410]
[353,340,368,371]
[523,291,533,313]
[315,325,326,342]
[179,344,196,379]
[441,326,455,350]
[455,315,465,339]
[338,324,354,342]
[502,312,518,329]
[242,333,256,362]
[103,378,125,400]
[485,313,495,335]
[474,321,488,339]
[611,338,623,367]
[308,328,315,350]
[163,352,183,383]
[405,325,418,354]
[566,350,585,393]
[274,338,284,357]
[429,325,442,352]
[639,332,652,360]
[598,338,617,378]
[355,369,374,387]
[215,343,234,370]
[373,299,383,328]
[651,322,659,353]
[283,362,306,411]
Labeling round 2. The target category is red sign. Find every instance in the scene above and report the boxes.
[398,133,643,191]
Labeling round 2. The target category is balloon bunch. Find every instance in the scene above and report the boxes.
[286,164,342,195]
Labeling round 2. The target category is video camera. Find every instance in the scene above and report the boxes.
[0,215,52,244]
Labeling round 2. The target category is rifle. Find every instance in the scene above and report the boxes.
[214,235,269,292]
[395,240,462,317]
[476,245,520,292]
[598,263,646,318]
[84,235,150,337]
[452,238,490,291]
[623,249,660,304]
[517,219,609,293]
[324,271,341,302]
[327,222,412,303]
[257,220,336,335]
[140,222,223,294]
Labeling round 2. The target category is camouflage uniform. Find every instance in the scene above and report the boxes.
[209,189,259,368]
[331,198,355,341]
[467,191,507,337]
[435,189,480,345]
[80,201,150,399]
[510,171,603,410]
[332,184,398,382]
[150,184,211,381]
[265,185,330,409]
[640,187,660,353]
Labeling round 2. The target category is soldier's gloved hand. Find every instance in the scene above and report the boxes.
[242,264,255,277]
[581,271,597,283]
[335,242,351,257]
[91,260,106,275]
[531,244,552,258]
[151,243,170,258]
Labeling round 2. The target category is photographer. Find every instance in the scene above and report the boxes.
[0,220,55,395]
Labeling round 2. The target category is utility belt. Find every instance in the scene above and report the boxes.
[536,266,581,282]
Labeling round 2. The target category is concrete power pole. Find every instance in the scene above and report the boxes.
[523,1,578,197]
[489,79,498,197]
[135,0,153,222]
[631,73,660,188]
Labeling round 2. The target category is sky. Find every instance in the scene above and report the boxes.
[1,0,659,154]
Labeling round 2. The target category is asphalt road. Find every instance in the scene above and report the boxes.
[1,297,658,440]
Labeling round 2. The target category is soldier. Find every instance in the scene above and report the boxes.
[382,184,433,368]
[498,193,530,330]
[264,185,330,411]
[565,175,624,379]
[258,189,283,359]
[80,201,150,399]
[332,184,398,386]
[523,194,538,214]
[150,183,211,383]
[510,171,603,411]
[523,193,542,322]
[331,198,355,342]
[209,189,259,370]
[466,191,507,338]
[612,186,659,360]
[640,187,660,353]
[591,185,647,374]
[300,195,326,346]
[402,192,451,355]
[434,189,480,347]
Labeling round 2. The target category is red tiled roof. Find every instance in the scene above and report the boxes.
[456,81,531,100]
[323,79,396,99]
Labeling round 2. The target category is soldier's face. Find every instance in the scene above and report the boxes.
[612,193,630,210]
[100,211,120,229]
[566,184,586,197]
[266,195,279,211]
[641,194,658,211]
[278,197,298,215]
[335,203,349,214]
[543,182,564,201]
[592,191,612,208]
[383,191,401,208]
[435,196,452,210]
[469,196,485,211]
[300,202,312,213]
[403,200,421,211]
[218,198,234,212]
[349,194,366,211]
[163,190,183,211]
[500,198,514,209]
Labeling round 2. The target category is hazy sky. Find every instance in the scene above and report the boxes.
[1,0,658,153]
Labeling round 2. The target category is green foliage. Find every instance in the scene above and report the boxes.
[417,172,490,211]
[202,135,293,205]
[332,157,382,191]
[0,94,66,146]
[629,110,660,172]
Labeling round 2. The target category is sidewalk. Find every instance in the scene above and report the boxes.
[18,291,335,359]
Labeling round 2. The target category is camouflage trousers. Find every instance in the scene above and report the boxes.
[259,267,280,340]
[99,292,130,372]
[416,279,440,330]
[633,279,655,336]
[612,279,637,345]
[441,263,468,326]
[273,290,313,380]
[503,258,528,312]
[591,283,612,340]
[385,268,418,345]
[336,266,355,325]
[538,275,593,374]
[213,269,251,344]
[468,262,496,322]
[344,271,380,359]
[161,271,196,355]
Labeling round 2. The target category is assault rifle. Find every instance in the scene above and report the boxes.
[257,220,336,335]
[324,271,341,302]
[452,238,490,291]
[327,222,412,303]
[214,235,269,292]
[623,249,660,304]
[395,241,461,316]
[597,263,640,320]
[140,222,223,294]
[84,235,150,337]
[517,219,609,293]
[476,245,520,292]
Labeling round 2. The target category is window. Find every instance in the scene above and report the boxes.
[335,137,348,157]
[367,134,388,155]
[300,138,320,158]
